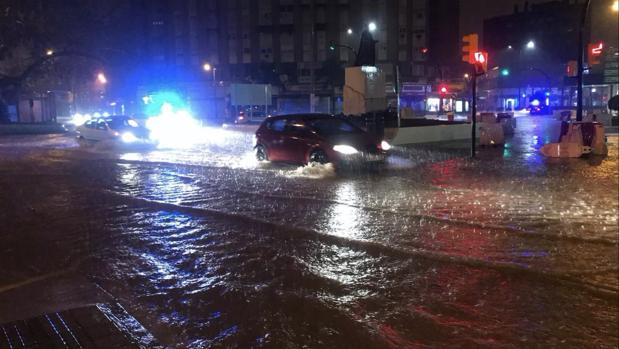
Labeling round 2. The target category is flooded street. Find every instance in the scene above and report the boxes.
[1,116,617,348]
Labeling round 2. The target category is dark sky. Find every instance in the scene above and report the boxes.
[459,0,557,39]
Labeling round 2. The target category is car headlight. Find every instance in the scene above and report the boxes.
[381,140,392,151]
[121,132,138,143]
[333,145,358,155]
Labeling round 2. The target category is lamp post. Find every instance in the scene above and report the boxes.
[577,0,592,121]
[329,44,358,63]
[203,62,217,86]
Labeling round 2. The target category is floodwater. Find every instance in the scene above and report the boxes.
[0,116,617,348]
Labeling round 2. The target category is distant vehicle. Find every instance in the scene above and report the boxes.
[528,105,552,115]
[235,110,271,124]
[76,115,152,144]
[254,114,391,165]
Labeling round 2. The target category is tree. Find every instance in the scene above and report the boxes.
[0,0,142,118]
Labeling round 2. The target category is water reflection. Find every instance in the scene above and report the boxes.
[326,181,367,240]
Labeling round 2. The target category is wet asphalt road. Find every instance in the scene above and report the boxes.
[0,116,617,348]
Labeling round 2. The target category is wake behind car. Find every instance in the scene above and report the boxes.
[254,114,391,165]
[76,115,152,145]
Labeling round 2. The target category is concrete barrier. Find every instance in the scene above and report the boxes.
[387,123,480,145]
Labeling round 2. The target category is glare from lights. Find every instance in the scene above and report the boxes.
[121,132,138,143]
[93,112,102,118]
[46,49,54,56]
[146,104,203,149]
[507,45,513,50]
[526,40,535,49]
[530,99,541,107]
[347,28,353,35]
[97,73,107,84]
[613,1,618,12]
[501,68,510,76]
[381,141,392,151]
[464,73,470,79]
[333,145,359,155]
[70,113,91,126]
[361,66,378,73]
[102,112,111,117]
[591,88,597,93]
[368,22,377,32]
[203,63,212,72]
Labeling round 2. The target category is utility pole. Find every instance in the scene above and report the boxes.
[577,0,592,121]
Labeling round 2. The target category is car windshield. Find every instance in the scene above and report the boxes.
[106,117,139,130]
[309,118,362,136]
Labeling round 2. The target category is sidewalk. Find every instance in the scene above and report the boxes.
[0,123,66,135]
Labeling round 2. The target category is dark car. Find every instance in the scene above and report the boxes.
[254,114,391,165]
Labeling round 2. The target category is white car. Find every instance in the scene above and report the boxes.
[77,116,151,144]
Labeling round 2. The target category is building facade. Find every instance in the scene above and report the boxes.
[134,0,464,118]
[480,0,618,112]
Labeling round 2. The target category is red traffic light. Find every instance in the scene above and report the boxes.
[439,86,448,94]
[421,47,429,54]
[473,51,489,73]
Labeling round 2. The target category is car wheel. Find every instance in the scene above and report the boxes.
[255,144,268,162]
[309,149,328,165]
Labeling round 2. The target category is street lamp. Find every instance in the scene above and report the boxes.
[368,22,377,32]
[203,62,217,85]
[347,28,353,35]
[526,40,535,50]
[97,72,107,84]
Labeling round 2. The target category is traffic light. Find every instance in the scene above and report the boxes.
[501,68,510,76]
[439,85,448,95]
[473,51,488,74]
[588,42,604,65]
[462,34,479,63]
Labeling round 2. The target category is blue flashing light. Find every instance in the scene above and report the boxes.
[143,91,187,116]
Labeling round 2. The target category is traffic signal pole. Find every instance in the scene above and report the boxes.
[471,67,477,158]
[576,0,591,122]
